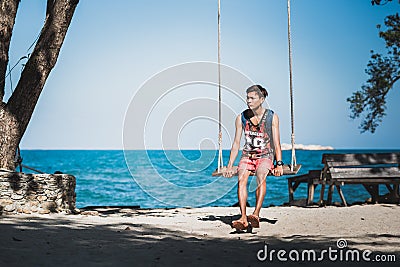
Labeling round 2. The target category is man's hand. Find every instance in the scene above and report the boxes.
[223,166,235,178]
[273,165,283,176]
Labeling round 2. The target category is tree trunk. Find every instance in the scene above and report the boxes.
[0,105,20,170]
[0,0,79,170]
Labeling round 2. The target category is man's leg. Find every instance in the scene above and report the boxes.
[253,170,268,217]
[235,169,251,226]
[253,159,272,217]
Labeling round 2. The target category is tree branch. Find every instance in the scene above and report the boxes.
[348,12,399,133]
[0,0,20,102]
[6,0,79,137]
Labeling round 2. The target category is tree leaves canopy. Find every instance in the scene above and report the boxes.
[347,9,399,133]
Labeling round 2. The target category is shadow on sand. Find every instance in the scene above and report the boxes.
[1,209,399,267]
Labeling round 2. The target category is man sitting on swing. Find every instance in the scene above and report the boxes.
[223,84,284,231]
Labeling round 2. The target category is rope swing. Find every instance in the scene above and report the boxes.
[287,0,297,171]
[217,0,223,173]
[213,0,301,177]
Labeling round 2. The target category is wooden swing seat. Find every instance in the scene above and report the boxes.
[212,164,301,177]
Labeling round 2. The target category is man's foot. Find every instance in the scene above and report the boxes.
[232,219,249,231]
[247,214,260,228]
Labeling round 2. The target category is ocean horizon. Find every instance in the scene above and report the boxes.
[18,149,400,209]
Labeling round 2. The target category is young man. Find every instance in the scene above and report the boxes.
[223,85,283,231]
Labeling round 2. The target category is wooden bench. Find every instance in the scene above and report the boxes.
[287,170,322,205]
[287,152,400,206]
[320,153,400,206]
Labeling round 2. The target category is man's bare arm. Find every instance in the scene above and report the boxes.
[223,115,243,177]
[272,113,283,176]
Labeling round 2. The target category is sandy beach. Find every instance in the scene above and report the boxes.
[1,204,399,266]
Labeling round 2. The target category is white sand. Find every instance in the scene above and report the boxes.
[1,204,399,266]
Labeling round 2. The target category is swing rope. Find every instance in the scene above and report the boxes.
[287,0,297,171]
[217,0,223,172]
[214,0,300,176]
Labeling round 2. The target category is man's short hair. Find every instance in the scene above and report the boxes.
[246,85,268,98]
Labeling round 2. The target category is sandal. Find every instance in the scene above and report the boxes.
[232,220,248,231]
[247,214,260,228]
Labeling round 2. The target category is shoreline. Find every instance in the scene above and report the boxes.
[1,204,399,266]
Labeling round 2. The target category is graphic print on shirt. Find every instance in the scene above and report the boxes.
[242,109,274,159]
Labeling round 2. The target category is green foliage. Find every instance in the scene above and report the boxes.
[347,13,400,133]
[372,0,398,6]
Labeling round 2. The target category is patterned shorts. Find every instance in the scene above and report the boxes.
[238,157,273,172]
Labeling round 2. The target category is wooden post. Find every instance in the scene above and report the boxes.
[307,182,315,206]
[288,179,294,202]
[335,185,347,207]
[327,184,334,205]
[319,183,326,206]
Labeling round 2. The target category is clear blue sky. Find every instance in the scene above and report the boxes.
[6,0,399,150]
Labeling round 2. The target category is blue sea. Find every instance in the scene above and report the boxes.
[19,149,399,208]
